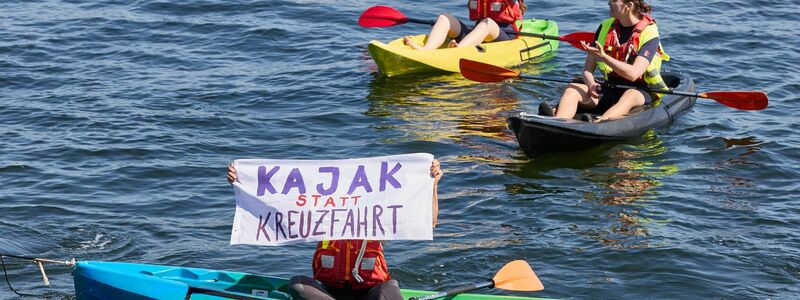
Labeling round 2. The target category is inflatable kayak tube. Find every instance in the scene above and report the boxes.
[507,72,696,158]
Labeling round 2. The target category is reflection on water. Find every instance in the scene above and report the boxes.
[702,136,763,211]
[705,136,764,168]
[577,131,677,250]
[365,73,527,165]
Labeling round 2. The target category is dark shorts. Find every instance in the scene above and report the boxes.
[451,20,516,43]
[592,86,653,114]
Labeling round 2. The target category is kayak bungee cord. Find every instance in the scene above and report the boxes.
[0,253,75,297]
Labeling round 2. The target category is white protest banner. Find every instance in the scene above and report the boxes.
[230,153,434,246]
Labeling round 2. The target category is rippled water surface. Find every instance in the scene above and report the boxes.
[2,0,799,299]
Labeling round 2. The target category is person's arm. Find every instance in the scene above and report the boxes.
[581,25,602,98]
[583,38,659,82]
[581,52,601,98]
[430,159,443,228]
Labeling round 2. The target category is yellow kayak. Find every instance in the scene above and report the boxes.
[367,19,559,77]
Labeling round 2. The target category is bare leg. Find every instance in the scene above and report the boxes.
[455,18,501,47]
[404,14,461,50]
[555,83,598,119]
[599,89,645,120]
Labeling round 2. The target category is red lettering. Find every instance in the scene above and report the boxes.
[324,196,336,208]
[312,194,322,206]
[296,195,307,206]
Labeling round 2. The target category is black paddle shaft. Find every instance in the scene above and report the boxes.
[0,254,38,261]
[408,280,495,300]
[518,74,700,98]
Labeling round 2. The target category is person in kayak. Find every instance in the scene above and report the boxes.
[539,0,669,122]
[226,160,443,300]
[403,0,526,50]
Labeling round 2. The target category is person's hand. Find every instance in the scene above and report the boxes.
[581,41,607,59]
[227,163,237,185]
[430,159,443,183]
[587,81,602,99]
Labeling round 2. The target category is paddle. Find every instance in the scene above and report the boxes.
[459,59,769,110]
[1,253,74,288]
[408,260,543,300]
[358,5,595,50]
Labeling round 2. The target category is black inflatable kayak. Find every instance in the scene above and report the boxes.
[507,72,696,158]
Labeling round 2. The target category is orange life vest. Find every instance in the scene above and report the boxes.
[312,240,390,290]
[601,14,655,82]
[468,0,524,28]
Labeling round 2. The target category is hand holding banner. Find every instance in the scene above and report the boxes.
[230,153,436,246]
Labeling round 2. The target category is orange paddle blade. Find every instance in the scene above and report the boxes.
[358,6,408,27]
[560,31,596,49]
[492,260,544,292]
[459,59,520,83]
[699,91,769,110]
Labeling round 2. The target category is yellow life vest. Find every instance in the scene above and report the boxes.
[596,16,670,94]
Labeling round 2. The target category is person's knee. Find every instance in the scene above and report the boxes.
[562,85,586,102]
[371,279,402,300]
[437,14,459,26]
[383,279,400,288]
[289,275,306,285]
[480,18,499,27]
[620,90,645,106]
[288,276,311,293]
[438,14,460,36]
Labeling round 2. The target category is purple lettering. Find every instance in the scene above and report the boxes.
[298,210,311,238]
[287,210,298,239]
[257,166,279,196]
[388,205,403,234]
[316,167,340,195]
[274,212,287,240]
[341,209,355,237]
[357,206,368,238]
[256,213,271,241]
[282,168,306,194]
[372,205,384,237]
[347,165,373,195]
[313,210,328,236]
[379,162,402,191]
[329,209,348,237]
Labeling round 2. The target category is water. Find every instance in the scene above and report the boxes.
[1,0,798,299]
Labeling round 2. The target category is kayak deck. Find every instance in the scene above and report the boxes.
[507,72,696,158]
[368,19,558,77]
[73,261,554,300]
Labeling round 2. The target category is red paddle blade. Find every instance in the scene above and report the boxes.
[358,6,408,27]
[492,260,544,292]
[459,59,520,83]
[559,31,595,49]
[699,91,769,110]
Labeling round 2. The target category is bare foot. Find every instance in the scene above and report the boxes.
[448,39,459,48]
[403,36,424,50]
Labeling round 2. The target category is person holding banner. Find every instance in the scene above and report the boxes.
[226,158,443,300]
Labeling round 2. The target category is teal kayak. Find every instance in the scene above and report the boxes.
[73,261,554,300]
